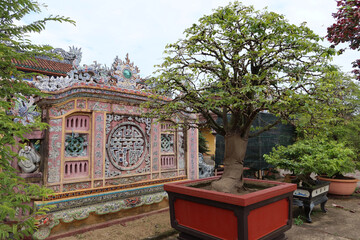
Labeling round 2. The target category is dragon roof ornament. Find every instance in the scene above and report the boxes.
[34,51,148,92]
[35,46,82,65]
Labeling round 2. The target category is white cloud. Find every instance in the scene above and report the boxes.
[25,0,357,76]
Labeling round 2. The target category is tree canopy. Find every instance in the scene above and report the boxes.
[147,2,336,137]
[145,1,337,193]
[0,1,74,239]
[327,0,360,79]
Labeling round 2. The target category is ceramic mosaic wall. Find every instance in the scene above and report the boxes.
[49,101,75,118]
[93,112,105,179]
[64,113,91,185]
[33,189,168,240]
[112,104,143,115]
[105,113,151,177]
[63,182,91,192]
[151,122,160,172]
[44,92,197,193]
[21,52,200,239]
[188,127,199,180]
[88,100,111,112]
[177,128,185,170]
[45,98,197,193]
[160,122,178,177]
[76,99,86,109]
[47,119,62,184]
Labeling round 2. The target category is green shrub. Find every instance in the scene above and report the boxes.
[264,137,358,186]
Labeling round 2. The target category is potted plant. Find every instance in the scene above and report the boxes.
[315,138,359,195]
[164,177,296,240]
[264,137,359,196]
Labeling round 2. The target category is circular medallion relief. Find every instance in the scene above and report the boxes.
[106,122,147,171]
[123,69,132,79]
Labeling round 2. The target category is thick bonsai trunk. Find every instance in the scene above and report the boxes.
[211,134,248,193]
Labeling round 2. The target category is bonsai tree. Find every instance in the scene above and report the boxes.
[0,1,74,239]
[144,1,338,193]
[264,137,358,187]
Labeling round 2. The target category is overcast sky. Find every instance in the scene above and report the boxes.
[25,0,357,78]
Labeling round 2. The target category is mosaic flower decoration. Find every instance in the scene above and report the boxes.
[8,96,40,125]
[65,132,88,157]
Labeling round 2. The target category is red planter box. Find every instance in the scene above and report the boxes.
[164,177,296,240]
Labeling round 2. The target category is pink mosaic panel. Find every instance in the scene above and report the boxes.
[177,130,185,170]
[94,112,105,178]
[88,100,110,111]
[65,115,90,131]
[49,101,75,117]
[64,160,89,178]
[105,174,150,186]
[62,182,91,192]
[188,128,199,180]
[112,104,142,115]
[151,122,160,172]
[94,180,103,188]
[161,155,176,169]
[76,99,87,109]
[48,185,60,193]
[47,119,63,183]
[161,171,178,179]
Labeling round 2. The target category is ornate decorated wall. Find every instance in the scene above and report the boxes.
[12,50,199,239]
[40,96,196,193]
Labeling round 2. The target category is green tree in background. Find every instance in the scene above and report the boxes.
[325,75,360,160]
[198,131,209,155]
[144,1,338,193]
[327,0,360,79]
[0,1,74,239]
[265,71,360,185]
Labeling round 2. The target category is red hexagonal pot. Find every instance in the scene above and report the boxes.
[164,176,297,240]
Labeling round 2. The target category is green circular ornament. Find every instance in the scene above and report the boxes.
[123,69,132,79]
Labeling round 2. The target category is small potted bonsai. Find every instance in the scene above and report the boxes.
[265,137,358,188]
[264,138,359,186]
[264,137,358,221]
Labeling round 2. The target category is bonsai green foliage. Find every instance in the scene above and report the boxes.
[264,138,357,186]
[198,131,209,154]
[0,1,74,239]
[143,1,337,193]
